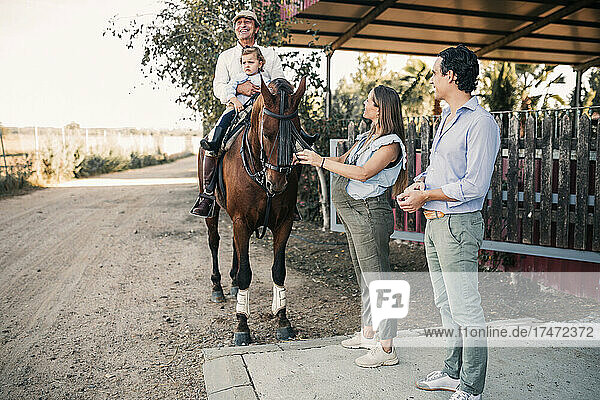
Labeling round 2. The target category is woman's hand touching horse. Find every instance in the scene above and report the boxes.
[295,149,324,168]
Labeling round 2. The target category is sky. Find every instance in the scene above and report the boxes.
[0,0,582,130]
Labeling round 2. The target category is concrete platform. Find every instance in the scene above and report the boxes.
[202,335,600,399]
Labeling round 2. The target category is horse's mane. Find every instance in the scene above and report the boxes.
[250,93,264,132]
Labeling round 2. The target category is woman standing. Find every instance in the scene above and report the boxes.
[296,85,406,368]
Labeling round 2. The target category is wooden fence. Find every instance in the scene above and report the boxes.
[330,106,600,264]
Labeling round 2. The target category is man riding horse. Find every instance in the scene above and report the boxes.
[190,10,285,217]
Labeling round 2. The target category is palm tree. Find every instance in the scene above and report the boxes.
[480,61,519,112]
[480,62,566,111]
[515,64,566,110]
[398,58,434,116]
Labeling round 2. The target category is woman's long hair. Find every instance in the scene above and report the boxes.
[369,85,407,197]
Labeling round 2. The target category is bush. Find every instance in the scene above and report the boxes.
[0,170,33,194]
[74,151,171,178]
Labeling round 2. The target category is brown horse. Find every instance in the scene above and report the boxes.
[199,77,307,345]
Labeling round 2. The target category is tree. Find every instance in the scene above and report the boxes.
[333,53,397,121]
[397,58,433,116]
[574,67,600,107]
[105,0,324,131]
[515,64,566,110]
[332,54,433,120]
[480,62,566,111]
[480,61,519,112]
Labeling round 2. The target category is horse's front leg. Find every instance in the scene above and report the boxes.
[232,218,252,345]
[206,208,225,303]
[271,217,295,340]
[229,238,239,297]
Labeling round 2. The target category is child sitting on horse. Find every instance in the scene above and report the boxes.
[200,46,269,152]
[191,46,270,217]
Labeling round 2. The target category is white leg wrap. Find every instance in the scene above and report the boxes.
[272,284,286,316]
[236,289,250,317]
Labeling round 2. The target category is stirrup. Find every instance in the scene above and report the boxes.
[200,138,220,152]
[189,193,217,218]
[199,191,216,201]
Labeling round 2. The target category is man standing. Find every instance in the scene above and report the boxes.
[397,45,500,400]
[191,10,284,217]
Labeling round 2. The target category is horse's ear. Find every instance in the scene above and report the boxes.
[261,77,275,107]
[290,76,307,110]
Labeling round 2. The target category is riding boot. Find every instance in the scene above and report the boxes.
[190,154,218,217]
[200,126,227,153]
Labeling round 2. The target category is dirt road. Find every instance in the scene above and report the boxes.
[0,157,358,399]
[2,156,598,399]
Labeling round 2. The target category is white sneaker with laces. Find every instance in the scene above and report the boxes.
[354,342,398,368]
[416,370,460,391]
[449,389,481,400]
[340,330,378,349]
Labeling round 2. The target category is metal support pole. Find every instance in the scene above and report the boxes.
[575,69,583,108]
[325,51,332,119]
[0,129,8,176]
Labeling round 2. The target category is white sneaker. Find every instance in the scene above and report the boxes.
[340,330,378,349]
[449,389,481,400]
[354,342,398,368]
[416,370,460,391]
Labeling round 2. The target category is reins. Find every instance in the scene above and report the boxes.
[239,83,317,239]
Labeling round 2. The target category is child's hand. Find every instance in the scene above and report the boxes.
[230,98,244,113]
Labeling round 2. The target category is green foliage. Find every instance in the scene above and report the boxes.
[398,58,434,116]
[480,61,566,111]
[571,67,600,107]
[74,152,171,178]
[480,61,519,112]
[106,0,322,132]
[23,143,178,189]
[0,169,33,195]
[588,68,600,107]
[107,0,334,221]
[332,54,434,119]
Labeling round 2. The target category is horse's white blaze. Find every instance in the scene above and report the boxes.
[272,284,286,315]
[236,289,250,317]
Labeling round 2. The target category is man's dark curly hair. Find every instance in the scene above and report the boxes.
[438,44,479,93]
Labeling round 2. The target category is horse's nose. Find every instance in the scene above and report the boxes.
[266,177,287,194]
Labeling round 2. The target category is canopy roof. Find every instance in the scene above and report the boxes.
[284,0,600,69]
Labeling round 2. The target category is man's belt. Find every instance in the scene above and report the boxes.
[423,210,446,220]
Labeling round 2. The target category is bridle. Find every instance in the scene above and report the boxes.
[239,85,312,239]
[259,88,300,175]
[241,87,311,194]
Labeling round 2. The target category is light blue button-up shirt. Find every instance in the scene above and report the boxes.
[416,96,500,214]
[346,132,406,200]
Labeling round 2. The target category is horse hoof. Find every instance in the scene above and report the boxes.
[276,326,296,341]
[211,290,226,303]
[234,331,251,346]
[230,286,239,297]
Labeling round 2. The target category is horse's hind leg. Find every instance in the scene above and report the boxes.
[206,207,225,303]
[229,238,239,297]
[232,218,252,345]
[271,218,295,340]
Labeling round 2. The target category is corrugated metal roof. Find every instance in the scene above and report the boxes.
[284,0,600,68]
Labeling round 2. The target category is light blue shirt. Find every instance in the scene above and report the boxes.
[416,96,500,214]
[224,72,270,106]
[346,132,406,200]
